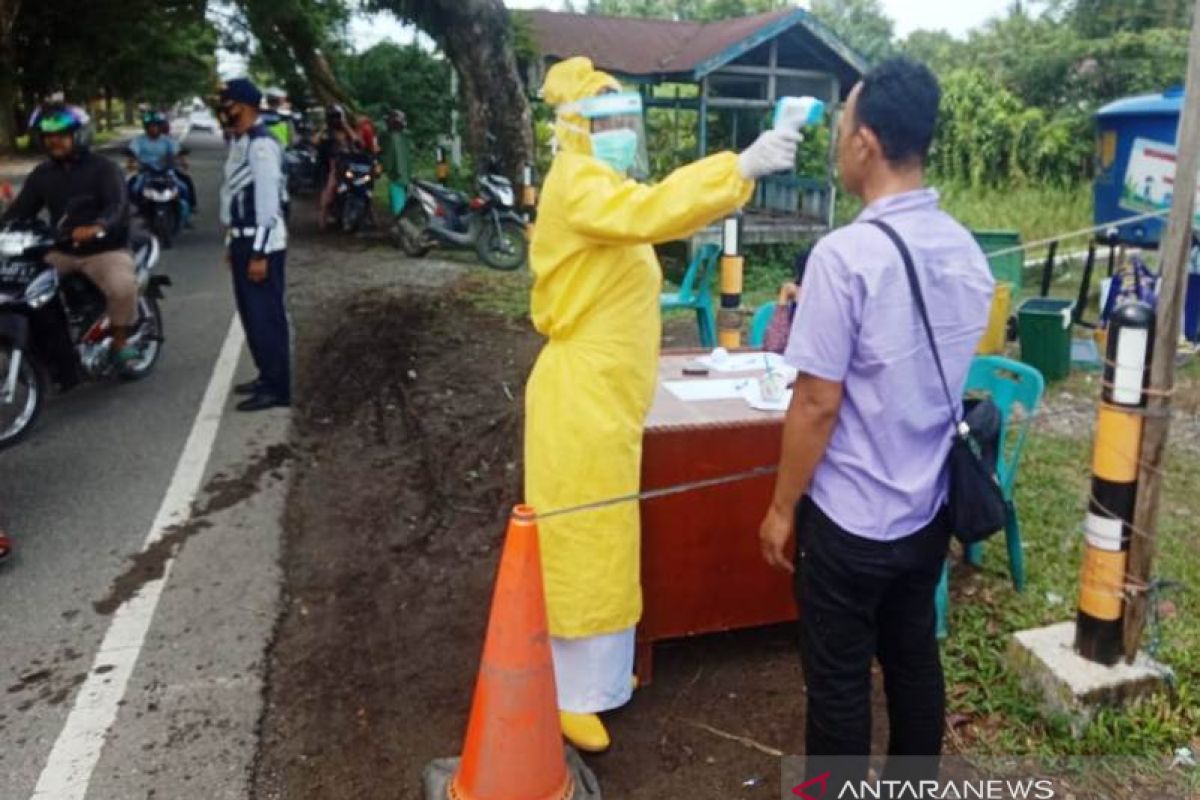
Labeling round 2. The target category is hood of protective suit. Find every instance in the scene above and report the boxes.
[542,57,620,156]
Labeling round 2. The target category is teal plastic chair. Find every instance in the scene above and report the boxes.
[935,355,1045,638]
[748,301,776,348]
[661,244,720,348]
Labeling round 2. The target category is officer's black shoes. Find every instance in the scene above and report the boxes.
[234,378,264,396]
[235,393,290,412]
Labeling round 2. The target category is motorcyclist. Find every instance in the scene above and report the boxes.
[126,110,197,214]
[262,88,295,147]
[0,104,141,371]
[317,104,361,231]
[381,109,413,218]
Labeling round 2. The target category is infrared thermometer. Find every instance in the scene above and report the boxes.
[772,96,826,133]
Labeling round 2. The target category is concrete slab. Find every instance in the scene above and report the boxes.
[1007,621,1174,723]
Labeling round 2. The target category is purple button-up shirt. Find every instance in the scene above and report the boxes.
[784,188,994,541]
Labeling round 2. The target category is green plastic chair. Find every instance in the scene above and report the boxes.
[935,355,1045,639]
[748,301,776,348]
[661,244,720,348]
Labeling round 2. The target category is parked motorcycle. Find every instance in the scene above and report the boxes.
[331,153,376,234]
[129,158,191,248]
[0,221,170,449]
[393,149,527,271]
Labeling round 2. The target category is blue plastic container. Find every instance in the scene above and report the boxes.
[1186,273,1200,342]
[1093,87,1183,246]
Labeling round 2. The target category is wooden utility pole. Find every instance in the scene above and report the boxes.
[1123,0,1200,662]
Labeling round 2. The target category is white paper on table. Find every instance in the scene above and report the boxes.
[663,378,750,402]
[695,351,788,373]
[740,380,793,412]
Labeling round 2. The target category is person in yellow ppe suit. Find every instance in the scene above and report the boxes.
[526,56,801,752]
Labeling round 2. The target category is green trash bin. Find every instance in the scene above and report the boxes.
[973,229,1023,292]
[1018,298,1074,381]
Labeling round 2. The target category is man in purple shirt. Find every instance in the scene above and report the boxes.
[758,58,993,787]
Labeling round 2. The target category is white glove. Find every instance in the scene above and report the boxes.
[737,129,801,180]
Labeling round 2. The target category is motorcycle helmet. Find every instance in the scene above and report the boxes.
[142,110,168,134]
[386,109,407,130]
[325,104,345,126]
[32,104,93,149]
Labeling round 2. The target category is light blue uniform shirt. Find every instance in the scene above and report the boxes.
[784,188,994,541]
[129,134,179,170]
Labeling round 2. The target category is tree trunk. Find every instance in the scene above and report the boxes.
[0,0,22,153]
[124,97,136,126]
[103,86,114,132]
[371,0,533,180]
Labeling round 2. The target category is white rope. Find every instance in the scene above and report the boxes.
[984,208,1174,260]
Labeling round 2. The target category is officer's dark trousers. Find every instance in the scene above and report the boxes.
[794,497,950,796]
[229,239,290,401]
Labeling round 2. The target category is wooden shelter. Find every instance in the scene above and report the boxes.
[522,8,867,243]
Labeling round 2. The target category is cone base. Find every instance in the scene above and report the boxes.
[423,748,603,800]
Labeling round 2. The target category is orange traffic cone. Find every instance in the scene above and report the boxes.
[422,506,600,800]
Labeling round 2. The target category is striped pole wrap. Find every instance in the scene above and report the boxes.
[718,212,744,350]
[521,165,538,215]
[521,165,538,239]
[436,145,449,184]
[1074,300,1155,665]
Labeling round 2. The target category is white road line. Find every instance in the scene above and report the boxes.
[29,316,245,800]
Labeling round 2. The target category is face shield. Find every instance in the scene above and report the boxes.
[560,91,648,178]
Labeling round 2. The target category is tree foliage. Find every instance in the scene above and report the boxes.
[809,0,895,64]
[336,42,456,159]
[8,0,216,121]
[572,0,788,22]
[894,0,1193,188]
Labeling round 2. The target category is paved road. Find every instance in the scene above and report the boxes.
[0,130,291,799]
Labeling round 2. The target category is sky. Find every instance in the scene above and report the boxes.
[221,0,1017,78]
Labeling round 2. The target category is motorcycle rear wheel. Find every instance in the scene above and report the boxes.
[0,348,44,451]
[476,219,528,271]
[395,204,432,257]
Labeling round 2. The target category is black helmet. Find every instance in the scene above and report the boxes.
[386,109,407,129]
[325,104,345,125]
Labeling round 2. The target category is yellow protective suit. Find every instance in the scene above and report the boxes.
[526,57,755,639]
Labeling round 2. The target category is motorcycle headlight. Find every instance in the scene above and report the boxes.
[497,187,514,206]
[23,268,58,309]
[353,175,370,185]
[144,188,176,202]
[344,170,354,179]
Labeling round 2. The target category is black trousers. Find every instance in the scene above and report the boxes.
[229,239,290,401]
[794,497,950,791]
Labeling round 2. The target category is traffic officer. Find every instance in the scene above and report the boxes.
[218,78,291,412]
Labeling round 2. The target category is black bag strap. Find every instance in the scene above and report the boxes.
[865,218,962,427]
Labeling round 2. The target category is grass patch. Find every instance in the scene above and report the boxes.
[942,431,1199,774]
[937,182,1093,253]
[455,269,532,320]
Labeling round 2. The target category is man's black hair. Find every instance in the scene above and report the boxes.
[853,57,941,166]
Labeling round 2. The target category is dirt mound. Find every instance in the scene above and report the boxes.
[253,291,859,799]
[251,293,541,800]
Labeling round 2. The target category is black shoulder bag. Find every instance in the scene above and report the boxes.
[867,219,1007,544]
